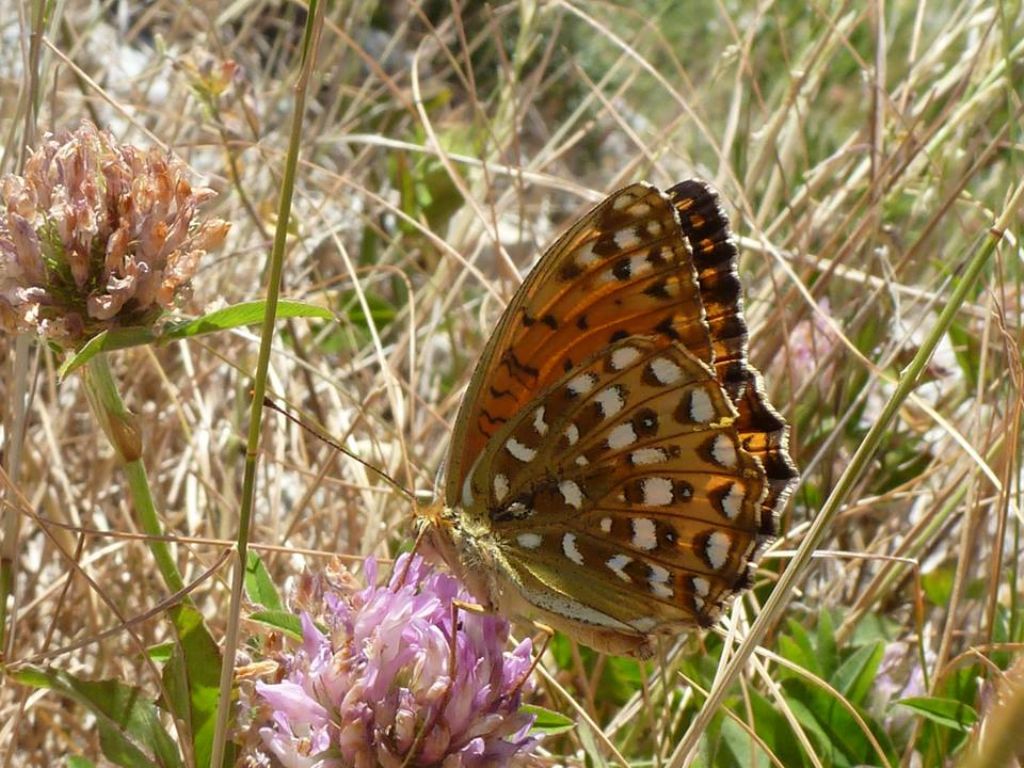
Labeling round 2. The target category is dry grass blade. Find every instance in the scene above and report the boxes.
[1,1,1021,765]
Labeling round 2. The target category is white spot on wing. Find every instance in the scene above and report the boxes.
[650,357,683,385]
[646,219,663,236]
[610,346,641,370]
[600,516,613,533]
[631,518,658,550]
[533,407,548,436]
[613,191,638,210]
[575,455,589,466]
[519,586,633,630]
[721,483,745,520]
[459,453,482,507]
[517,532,542,549]
[576,240,599,267]
[648,564,673,598]
[630,617,657,632]
[711,434,737,467]
[613,228,641,250]
[706,531,732,570]
[493,473,509,502]
[630,448,667,465]
[641,478,673,507]
[559,480,584,510]
[689,388,715,423]
[648,564,670,582]
[607,423,637,449]
[628,253,653,277]
[564,423,580,446]
[606,554,632,581]
[506,437,537,463]
[562,533,584,565]
[506,501,530,519]
[692,576,710,596]
[567,373,597,396]
[595,387,625,419]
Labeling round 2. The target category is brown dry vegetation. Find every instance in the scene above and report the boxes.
[1,1,1022,766]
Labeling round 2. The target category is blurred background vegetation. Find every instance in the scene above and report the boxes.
[1,0,1021,765]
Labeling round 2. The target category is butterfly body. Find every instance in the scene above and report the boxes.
[419,181,797,658]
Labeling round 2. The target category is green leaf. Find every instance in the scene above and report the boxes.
[832,641,885,705]
[596,654,645,705]
[66,758,96,768]
[922,567,955,606]
[245,552,284,611]
[779,619,820,678]
[816,611,839,677]
[146,642,174,663]
[13,666,182,768]
[895,696,978,732]
[162,605,232,768]
[59,300,333,377]
[848,612,891,645]
[161,300,332,341]
[60,327,159,377]
[249,609,304,640]
[339,290,397,331]
[783,695,843,766]
[749,688,805,766]
[521,704,575,735]
[719,712,773,767]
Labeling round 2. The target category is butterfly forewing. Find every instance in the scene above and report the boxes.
[446,184,715,503]
[669,181,798,520]
[430,180,798,657]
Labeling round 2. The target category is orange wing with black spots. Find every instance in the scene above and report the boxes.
[446,184,715,498]
[425,180,798,658]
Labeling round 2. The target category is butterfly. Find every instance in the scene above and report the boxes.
[417,180,798,658]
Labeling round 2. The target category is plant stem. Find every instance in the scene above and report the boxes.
[208,4,324,766]
[83,355,187,598]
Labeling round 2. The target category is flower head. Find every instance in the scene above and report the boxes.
[249,554,538,768]
[0,121,228,345]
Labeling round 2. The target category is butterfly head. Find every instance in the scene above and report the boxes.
[414,500,502,613]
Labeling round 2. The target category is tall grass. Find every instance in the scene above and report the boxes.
[1,1,1021,765]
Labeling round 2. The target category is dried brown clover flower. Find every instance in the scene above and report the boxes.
[0,121,229,346]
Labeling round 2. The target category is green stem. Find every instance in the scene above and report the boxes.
[83,355,187,598]
[667,177,1024,767]
[208,5,324,766]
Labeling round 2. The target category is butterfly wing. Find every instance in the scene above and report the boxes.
[668,180,798,513]
[460,336,768,652]
[437,181,797,656]
[446,183,715,506]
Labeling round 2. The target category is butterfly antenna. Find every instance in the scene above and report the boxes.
[262,396,416,502]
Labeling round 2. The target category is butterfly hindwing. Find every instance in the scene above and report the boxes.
[467,337,769,634]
